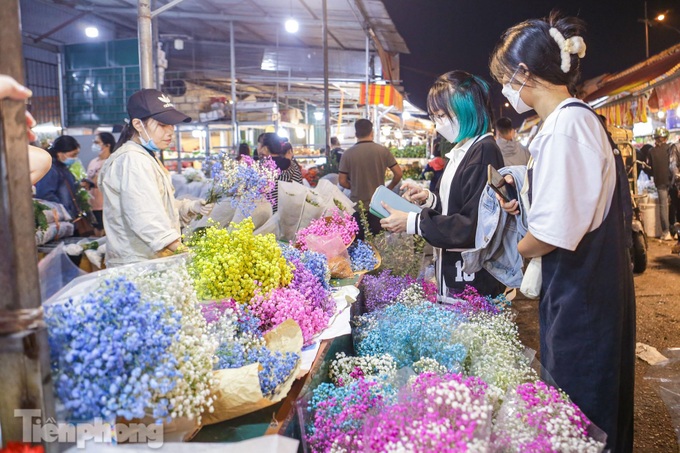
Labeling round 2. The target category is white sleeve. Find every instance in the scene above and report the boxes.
[406,211,420,235]
[528,133,610,251]
[118,155,180,252]
[423,190,436,209]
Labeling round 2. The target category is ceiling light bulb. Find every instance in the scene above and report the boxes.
[285,18,299,33]
[657,14,666,21]
[85,27,99,38]
[313,111,323,121]
[658,110,666,119]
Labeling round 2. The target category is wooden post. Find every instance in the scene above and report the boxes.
[0,0,57,449]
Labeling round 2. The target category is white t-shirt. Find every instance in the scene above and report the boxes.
[528,98,616,251]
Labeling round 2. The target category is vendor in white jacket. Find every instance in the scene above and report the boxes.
[99,89,212,267]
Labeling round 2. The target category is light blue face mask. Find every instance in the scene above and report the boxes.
[63,157,77,166]
[139,122,161,153]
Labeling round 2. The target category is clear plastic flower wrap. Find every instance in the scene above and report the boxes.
[491,380,605,452]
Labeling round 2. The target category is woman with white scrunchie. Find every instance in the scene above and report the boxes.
[489,12,635,453]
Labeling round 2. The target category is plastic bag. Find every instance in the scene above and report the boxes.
[306,234,353,278]
[39,243,87,301]
[520,257,541,299]
[645,347,680,445]
[188,198,237,230]
[232,200,272,230]
[254,212,280,237]
[297,189,327,232]
[316,179,355,215]
[277,181,307,241]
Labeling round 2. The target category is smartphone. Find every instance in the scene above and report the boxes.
[487,165,516,203]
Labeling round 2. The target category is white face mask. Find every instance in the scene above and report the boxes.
[92,143,102,153]
[502,68,532,114]
[435,116,460,143]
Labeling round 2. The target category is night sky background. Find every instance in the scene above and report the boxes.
[383,0,680,124]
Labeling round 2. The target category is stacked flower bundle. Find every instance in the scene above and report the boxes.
[363,372,493,452]
[353,301,468,371]
[492,381,604,452]
[293,209,382,277]
[189,219,337,346]
[347,239,378,272]
[204,153,279,217]
[202,300,300,398]
[45,257,217,425]
[306,378,393,453]
[188,218,293,302]
[359,270,436,312]
[306,281,604,452]
[293,209,358,251]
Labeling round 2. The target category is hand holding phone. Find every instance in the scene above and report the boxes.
[487,165,517,204]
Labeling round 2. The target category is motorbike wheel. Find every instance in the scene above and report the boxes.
[631,231,647,273]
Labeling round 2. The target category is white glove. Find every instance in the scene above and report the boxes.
[189,200,214,216]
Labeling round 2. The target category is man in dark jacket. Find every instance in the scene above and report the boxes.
[647,127,676,240]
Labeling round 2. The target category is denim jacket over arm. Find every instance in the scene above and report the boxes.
[462,165,528,288]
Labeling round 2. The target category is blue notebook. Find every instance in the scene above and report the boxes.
[369,185,423,219]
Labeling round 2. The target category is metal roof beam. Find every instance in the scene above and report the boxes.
[73,5,361,28]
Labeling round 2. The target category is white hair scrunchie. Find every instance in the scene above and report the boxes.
[549,27,587,73]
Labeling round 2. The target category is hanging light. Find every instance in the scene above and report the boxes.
[284,0,299,34]
[85,26,99,38]
[277,128,289,138]
[658,110,666,120]
[285,18,299,33]
[313,111,324,121]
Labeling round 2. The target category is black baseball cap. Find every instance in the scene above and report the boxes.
[127,89,191,125]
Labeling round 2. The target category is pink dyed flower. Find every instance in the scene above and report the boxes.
[250,287,329,345]
[294,209,359,252]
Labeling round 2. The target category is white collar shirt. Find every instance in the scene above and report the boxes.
[439,133,492,214]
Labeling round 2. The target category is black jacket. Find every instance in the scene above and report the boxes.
[416,135,504,292]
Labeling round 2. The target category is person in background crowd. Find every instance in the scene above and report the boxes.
[99,89,213,266]
[669,137,680,238]
[237,142,251,161]
[647,127,676,241]
[495,116,531,166]
[339,119,403,239]
[637,144,653,178]
[420,140,446,191]
[0,74,51,184]
[254,133,266,160]
[83,132,116,236]
[380,70,505,298]
[35,135,81,219]
[260,133,302,212]
[490,12,634,452]
[330,136,344,165]
[279,142,303,184]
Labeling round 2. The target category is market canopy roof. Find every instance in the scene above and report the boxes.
[22,0,415,125]
[584,43,680,104]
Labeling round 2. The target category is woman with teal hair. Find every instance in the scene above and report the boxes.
[380,70,505,299]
